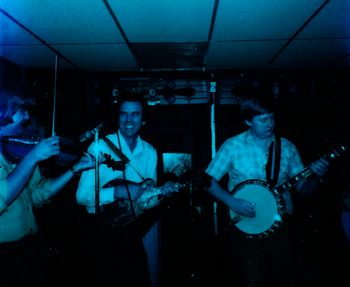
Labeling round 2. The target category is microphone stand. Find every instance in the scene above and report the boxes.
[94,129,100,214]
[210,77,218,236]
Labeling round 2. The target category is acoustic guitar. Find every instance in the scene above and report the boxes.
[98,178,181,227]
[99,154,208,227]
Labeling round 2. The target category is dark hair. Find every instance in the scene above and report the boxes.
[114,92,148,119]
[240,94,276,122]
[106,92,148,126]
[0,89,34,126]
[117,92,147,109]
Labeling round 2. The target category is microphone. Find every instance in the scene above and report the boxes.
[79,123,104,143]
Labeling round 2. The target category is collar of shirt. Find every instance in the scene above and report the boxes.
[116,130,144,157]
[245,130,274,150]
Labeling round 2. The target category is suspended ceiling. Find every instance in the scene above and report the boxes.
[0,0,349,73]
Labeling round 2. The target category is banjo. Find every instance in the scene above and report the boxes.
[229,144,347,238]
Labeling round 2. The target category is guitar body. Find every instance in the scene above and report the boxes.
[229,179,284,238]
[98,187,162,227]
[97,179,164,227]
[96,169,208,227]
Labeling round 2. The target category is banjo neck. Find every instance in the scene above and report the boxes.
[275,167,313,193]
[275,144,347,194]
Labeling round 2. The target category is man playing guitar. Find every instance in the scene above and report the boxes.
[76,92,178,287]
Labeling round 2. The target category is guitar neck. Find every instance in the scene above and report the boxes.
[140,182,185,201]
[140,188,163,201]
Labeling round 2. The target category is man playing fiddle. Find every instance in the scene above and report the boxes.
[0,89,94,286]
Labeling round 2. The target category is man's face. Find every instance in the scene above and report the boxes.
[245,113,275,140]
[118,101,143,139]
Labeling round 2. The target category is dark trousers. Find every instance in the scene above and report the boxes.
[222,223,296,287]
[79,213,152,287]
[0,235,45,287]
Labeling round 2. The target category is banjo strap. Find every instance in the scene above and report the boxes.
[266,136,281,187]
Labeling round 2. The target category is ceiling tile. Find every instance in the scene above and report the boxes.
[0,0,125,44]
[206,40,285,70]
[270,38,350,68]
[57,43,139,71]
[108,0,214,42]
[0,12,39,45]
[0,45,60,69]
[298,0,350,38]
[131,42,208,70]
[212,0,324,41]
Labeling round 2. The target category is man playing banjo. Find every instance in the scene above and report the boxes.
[205,93,329,287]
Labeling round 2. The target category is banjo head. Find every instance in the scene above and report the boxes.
[230,179,283,237]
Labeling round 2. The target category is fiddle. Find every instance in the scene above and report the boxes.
[1,136,39,163]
[1,136,81,166]
[0,57,83,168]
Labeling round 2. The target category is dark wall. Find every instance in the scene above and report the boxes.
[2,60,349,285]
